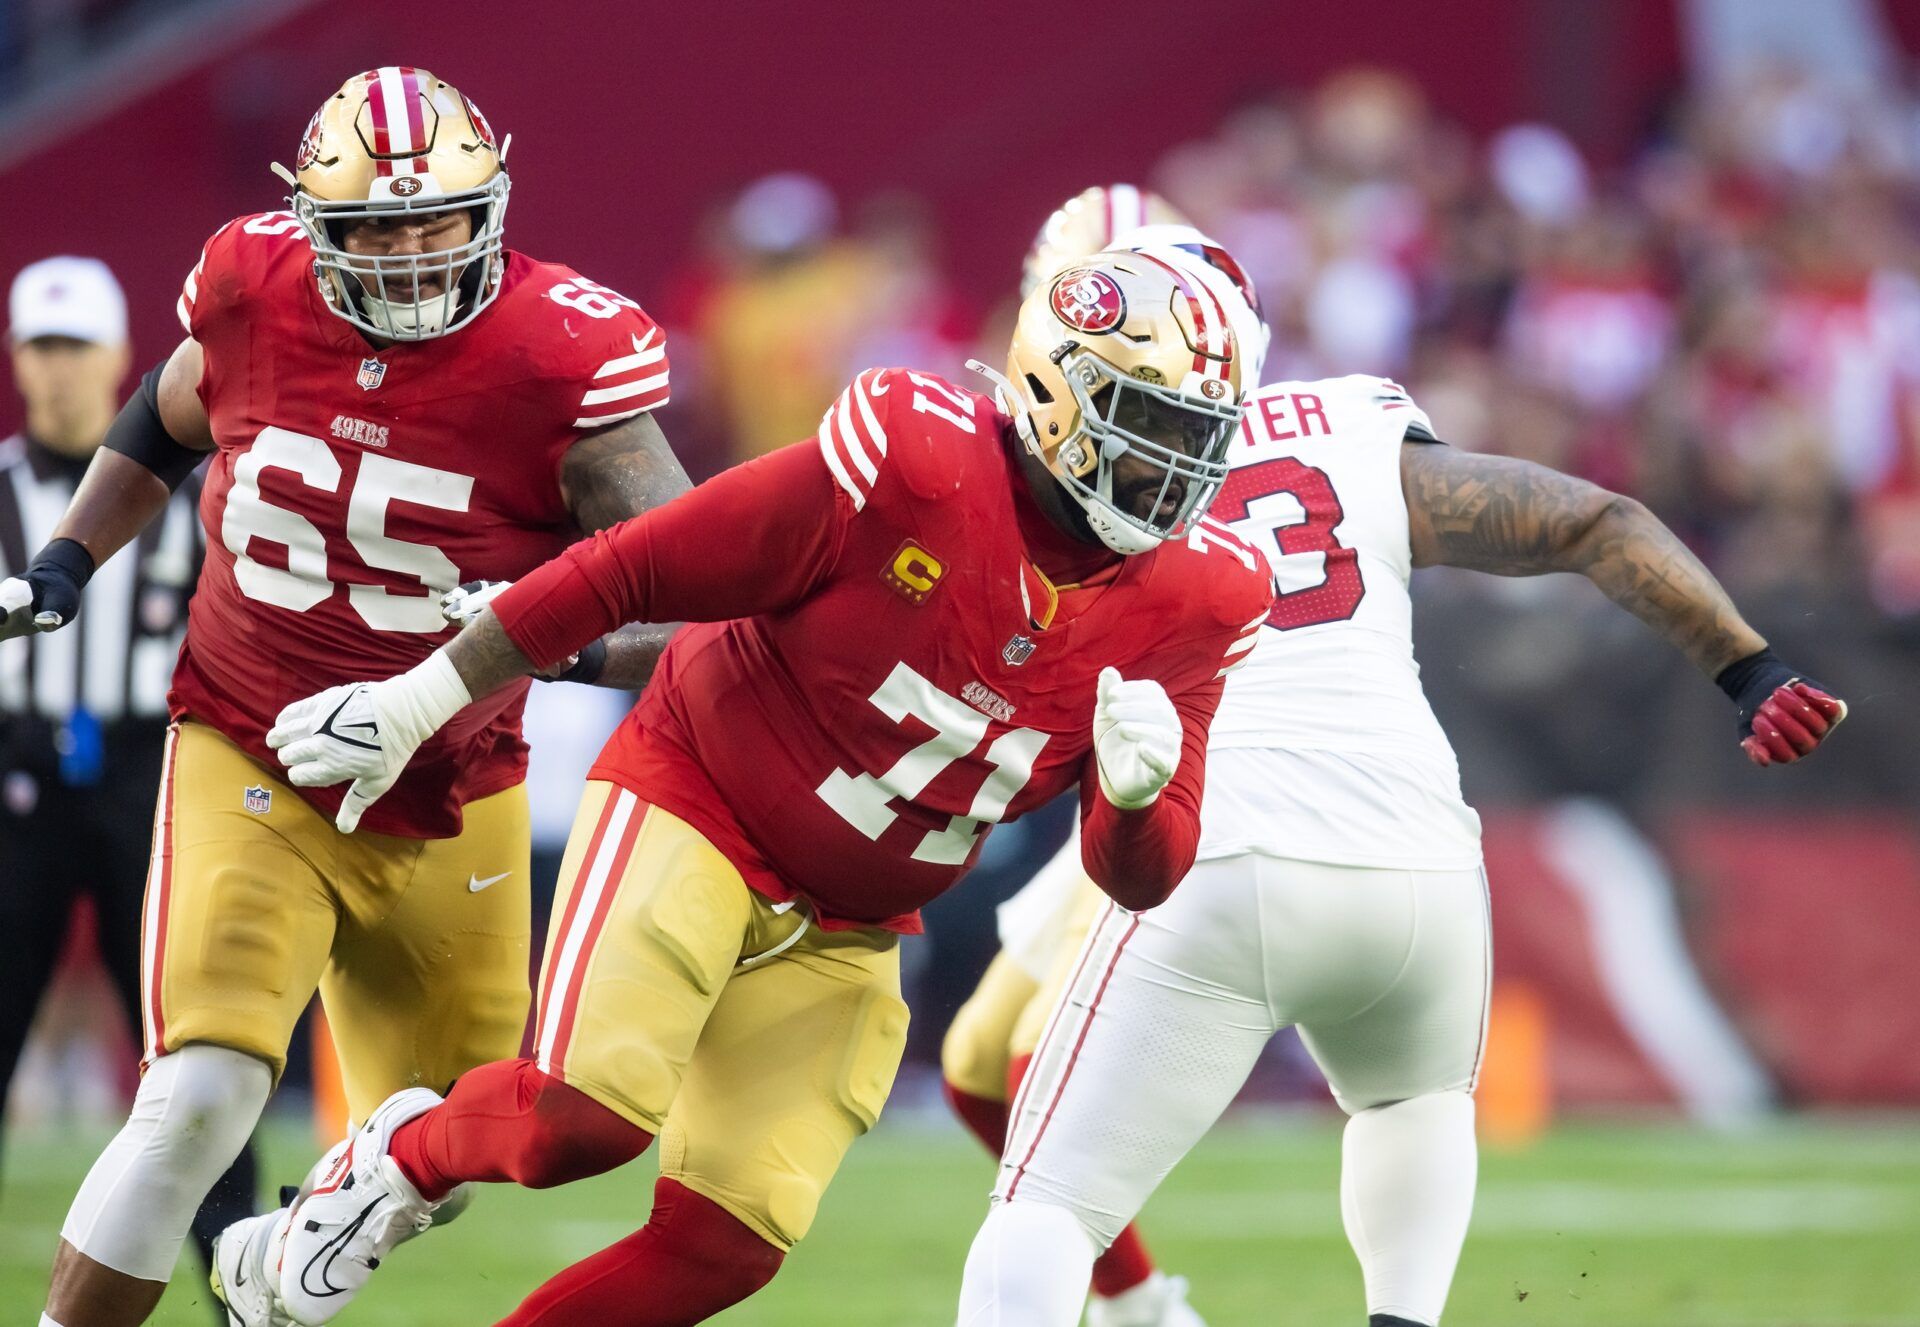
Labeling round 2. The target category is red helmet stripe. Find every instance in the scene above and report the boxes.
[398,66,428,157]
[1132,250,1215,376]
[367,68,393,155]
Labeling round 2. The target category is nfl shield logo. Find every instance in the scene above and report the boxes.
[1001,634,1036,667]
[243,785,272,815]
[356,357,387,391]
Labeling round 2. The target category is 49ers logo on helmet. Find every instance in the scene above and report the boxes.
[294,107,326,171]
[1050,268,1126,334]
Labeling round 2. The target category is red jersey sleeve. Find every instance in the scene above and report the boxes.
[492,438,853,669]
[1077,674,1223,910]
[547,275,671,433]
[494,367,903,669]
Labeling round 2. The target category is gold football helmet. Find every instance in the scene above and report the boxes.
[272,66,509,341]
[974,252,1245,555]
[1020,184,1187,298]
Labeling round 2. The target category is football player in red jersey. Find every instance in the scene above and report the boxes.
[258,247,1276,1326]
[1,69,692,1327]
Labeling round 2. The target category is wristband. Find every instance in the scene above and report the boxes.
[542,637,608,685]
[31,538,96,592]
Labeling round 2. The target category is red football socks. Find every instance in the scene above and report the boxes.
[388,1059,653,1201]
[498,1177,783,1326]
[943,1078,1010,1154]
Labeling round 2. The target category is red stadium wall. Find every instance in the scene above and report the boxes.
[0,0,1682,435]
[1477,808,1920,1114]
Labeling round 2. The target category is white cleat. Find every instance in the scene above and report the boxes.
[1086,1272,1209,1327]
[211,1207,295,1327]
[279,1087,446,1325]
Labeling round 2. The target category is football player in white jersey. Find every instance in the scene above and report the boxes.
[940,187,1241,1327]
[956,242,1846,1327]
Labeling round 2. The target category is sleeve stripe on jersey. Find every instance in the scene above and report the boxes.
[574,400,667,430]
[833,395,879,484]
[591,329,664,379]
[1224,632,1260,658]
[851,371,889,460]
[580,370,670,407]
[817,371,891,510]
[184,268,199,302]
[574,329,669,426]
[818,410,866,510]
[175,296,192,333]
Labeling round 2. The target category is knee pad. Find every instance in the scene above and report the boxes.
[62,1043,271,1280]
[515,1067,652,1189]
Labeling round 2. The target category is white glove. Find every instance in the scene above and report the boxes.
[267,651,473,832]
[1092,667,1181,810]
[1,573,67,640]
[439,579,513,628]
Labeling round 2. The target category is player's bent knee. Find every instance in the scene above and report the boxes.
[512,1069,653,1188]
[653,1177,784,1288]
[60,1043,271,1279]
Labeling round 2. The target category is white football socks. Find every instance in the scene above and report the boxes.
[1341,1091,1478,1326]
[958,1199,1099,1327]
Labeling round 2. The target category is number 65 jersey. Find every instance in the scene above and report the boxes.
[1198,374,1483,870]
[171,212,669,838]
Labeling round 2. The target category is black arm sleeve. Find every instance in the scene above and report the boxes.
[103,364,208,491]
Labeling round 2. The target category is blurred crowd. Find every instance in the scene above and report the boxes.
[655,64,1917,815]
[665,64,1920,628]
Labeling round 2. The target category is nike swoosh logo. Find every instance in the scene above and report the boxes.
[468,872,510,893]
[318,695,382,752]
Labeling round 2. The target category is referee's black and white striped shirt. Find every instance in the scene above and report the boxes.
[0,432,202,724]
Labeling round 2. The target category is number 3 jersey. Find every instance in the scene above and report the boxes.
[1198,374,1483,870]
[172,212,669,837]
[491,368,1275,933]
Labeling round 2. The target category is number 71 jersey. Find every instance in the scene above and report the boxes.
[171,211,669,838]
[589,367,1275,932]
[1198,374,1483,870]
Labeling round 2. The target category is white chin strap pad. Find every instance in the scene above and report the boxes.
[59,1044,271,1281]
[1082,501,1162,555]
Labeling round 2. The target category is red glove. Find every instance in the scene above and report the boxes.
[1740,681,1848,767]
[1715,648,1847,768]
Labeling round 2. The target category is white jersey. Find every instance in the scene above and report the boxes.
[1195,374,1482,870]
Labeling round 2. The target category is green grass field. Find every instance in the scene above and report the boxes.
[4,1112,1918,1325]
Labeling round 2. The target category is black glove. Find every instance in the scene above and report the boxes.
[1713,647,1848,767]
[0,538,94,641]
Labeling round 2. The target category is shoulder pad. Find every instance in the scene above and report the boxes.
[817,367,991,511]
[518,262,670,429]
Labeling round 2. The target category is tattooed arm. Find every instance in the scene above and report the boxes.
[1400,441,1766,677]
[552,411,692,689]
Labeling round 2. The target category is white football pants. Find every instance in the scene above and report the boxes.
[960,854,1489,1327]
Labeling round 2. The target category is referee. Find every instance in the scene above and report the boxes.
[0,257,254,1313]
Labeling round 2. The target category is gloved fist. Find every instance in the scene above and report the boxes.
[1092,666,1181,809]
[267,652,472,832]
[1715,648,1848,768]
[0,539,92,642]
[1741,681,1847,767]
[439,579,512,628]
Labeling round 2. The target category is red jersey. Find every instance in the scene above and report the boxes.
[173,211,668,837]
[495,368,1274,930]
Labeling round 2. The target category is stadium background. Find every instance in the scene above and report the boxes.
[2,0,1917,1322]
